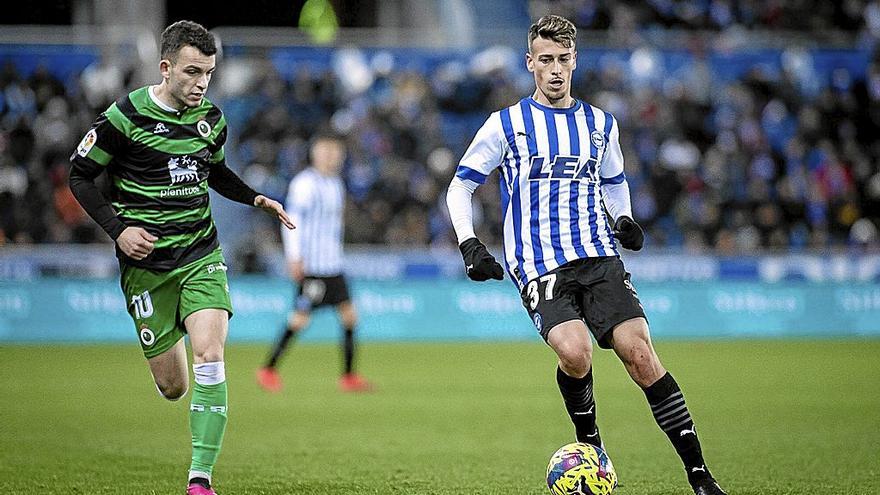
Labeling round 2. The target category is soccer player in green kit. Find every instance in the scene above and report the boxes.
[68,21,293,495]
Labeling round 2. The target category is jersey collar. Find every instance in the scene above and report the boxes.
[526,96,582,114]
[148,85,181,113]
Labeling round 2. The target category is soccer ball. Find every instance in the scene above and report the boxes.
[546,442,618,495]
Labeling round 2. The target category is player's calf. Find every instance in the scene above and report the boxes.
[556,366,602,448]
[610,319,664,387]
[189,361,228,490]
[644,372,720,489]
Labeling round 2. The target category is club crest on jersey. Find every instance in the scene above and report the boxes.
[528,155,599,182]
[138,324,155,346]
[167,155,199,184]
[591,130,606,149]
[76,129,97,157]
[197,120,211,138]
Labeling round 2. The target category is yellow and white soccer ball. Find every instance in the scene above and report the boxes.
[546,442,618,495]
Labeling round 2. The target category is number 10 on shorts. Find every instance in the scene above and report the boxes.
[130,290,154,319]
[526,274,557,310]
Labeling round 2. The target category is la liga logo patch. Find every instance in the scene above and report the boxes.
[76,129,97,157]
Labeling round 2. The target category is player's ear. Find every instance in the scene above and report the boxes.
[159,59,172,80]
[525,51,535,73]
[571,50,577,71]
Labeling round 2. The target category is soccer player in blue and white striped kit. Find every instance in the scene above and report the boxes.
[258,132,372,393]
[446,15,726,495]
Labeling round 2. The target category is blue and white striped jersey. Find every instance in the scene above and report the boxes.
[453,97,628,288]
[281,167,345,276]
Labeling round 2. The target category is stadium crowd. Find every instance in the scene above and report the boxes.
[1,15,880,262]
[531,0,874,33]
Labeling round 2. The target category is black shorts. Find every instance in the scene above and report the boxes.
[294,275,351,312]
[519,256,645,349]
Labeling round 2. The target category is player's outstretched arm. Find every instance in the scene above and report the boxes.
[255,194,294,230]
[207,162,294,229]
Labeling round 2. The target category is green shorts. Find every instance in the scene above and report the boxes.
[119,248,233,359]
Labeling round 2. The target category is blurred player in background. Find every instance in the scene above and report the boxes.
[257,132,372,393]
[446,15,726,495]
[68,20,293,495]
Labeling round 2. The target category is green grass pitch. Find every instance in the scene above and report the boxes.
[1,340,878,494]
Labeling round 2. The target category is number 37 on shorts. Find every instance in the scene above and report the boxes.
[524,274,557,310]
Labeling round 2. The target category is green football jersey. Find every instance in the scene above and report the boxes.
[71,86,228,271]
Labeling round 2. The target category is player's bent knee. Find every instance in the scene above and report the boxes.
[557,347,592,378]
[291,312,310,329]
[156,381,188,401]
[339,307,358,327]
[192,346,224,364]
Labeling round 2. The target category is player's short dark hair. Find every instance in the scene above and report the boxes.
[160,20,217,61]
[528,15,577,51]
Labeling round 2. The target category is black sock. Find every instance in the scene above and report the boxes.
[556,366,601,448]
[342,326,355,375]
[189,477,210,488]
[266,326,298,368]
[643,372,711,484]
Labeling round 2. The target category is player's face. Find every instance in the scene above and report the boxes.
[160,45,216,109]
[312,138,346,175]
[526,37,576,105]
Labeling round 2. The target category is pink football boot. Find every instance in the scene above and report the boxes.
[186,482,217,495]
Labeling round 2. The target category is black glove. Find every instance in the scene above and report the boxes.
[458,238,504,281]
[613,216,644,251]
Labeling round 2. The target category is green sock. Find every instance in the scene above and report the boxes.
[189,373,228,479]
